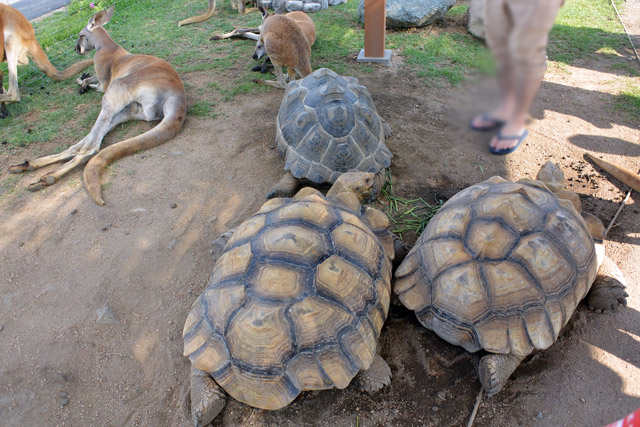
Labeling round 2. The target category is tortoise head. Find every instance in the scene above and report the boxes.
[326,171,382,203]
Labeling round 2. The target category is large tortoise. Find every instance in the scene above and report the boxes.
[394,162,628,396]
[183,172,397,426]
[267,68,393,199]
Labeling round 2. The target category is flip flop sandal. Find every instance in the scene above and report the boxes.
[489,129,528,155]
[470,114,506,132]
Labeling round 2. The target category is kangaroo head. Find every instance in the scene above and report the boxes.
[253,4,272,60]
[75,5,115,55]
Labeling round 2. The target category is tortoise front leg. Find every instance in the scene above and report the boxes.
[354,353,392,393]
[587,255,628,313]
[190,367,227,427]
[266,171,300,199]
[478,353,525,397]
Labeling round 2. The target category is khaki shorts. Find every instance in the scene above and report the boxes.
[484,0,564,79]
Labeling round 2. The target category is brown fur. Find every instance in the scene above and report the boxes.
[254,6,315,88]
[0,5,94,116]
[7,6,186,206]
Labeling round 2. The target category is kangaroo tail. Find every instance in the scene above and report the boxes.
[83,100,186,206]
[585,153,640,193]
[178,0,216,26]
[28,39,94,81]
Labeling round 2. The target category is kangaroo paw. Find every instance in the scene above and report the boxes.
[27,175,56,191]
[8,160,35,174]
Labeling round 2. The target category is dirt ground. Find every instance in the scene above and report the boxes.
[1,2,639,427]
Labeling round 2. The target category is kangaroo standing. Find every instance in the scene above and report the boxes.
[253,5,315,88]
[8,6,187,206]
[0,4,94,117]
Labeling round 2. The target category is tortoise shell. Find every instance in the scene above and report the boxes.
[276,68,392,184]
[183,187,394,410]
[394,176,599,357]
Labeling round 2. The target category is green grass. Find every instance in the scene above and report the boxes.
[381,170,442,239]
[550,0,629,63]
[614,83,640,116]
[2,0,638,153]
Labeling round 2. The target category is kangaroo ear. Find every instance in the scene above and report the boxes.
[87,5,115,31]
[258,2,269,18]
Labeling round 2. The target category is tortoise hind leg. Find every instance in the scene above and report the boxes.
[190,367,226,427]
[266,171,299,199]
[478,353,524,397]
[354,353,392,393]
[587,255,628,313]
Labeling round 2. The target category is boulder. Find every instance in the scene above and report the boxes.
[285,0,304,10]
[328,0,347,5]
[358,0,456,29]
[303,2,323,12]
[468,0,486,40]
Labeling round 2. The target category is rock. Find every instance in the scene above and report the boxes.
[101,224,111,232]
[59,392,68,398]
[96,306,120,326]
[303,2,322,12]
[467,0,486,40]
[328,0,346,5]
[60,398,70,407]
[536,412,543,419]
[170,203,177,209]
[168,239,178,250]
[131,208,147,213]
[358,0,455,29]
[0,325,4,332]
[70,209,78,216]
[286,0,304,11]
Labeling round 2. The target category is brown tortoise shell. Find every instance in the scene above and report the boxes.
[394,176,599,357]
[183,187,394,410]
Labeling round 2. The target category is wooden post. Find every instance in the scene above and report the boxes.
[357,0,391,63]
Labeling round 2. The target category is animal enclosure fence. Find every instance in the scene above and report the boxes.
[2,0,163,89]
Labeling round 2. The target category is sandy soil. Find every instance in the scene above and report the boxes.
[0,2,639,426]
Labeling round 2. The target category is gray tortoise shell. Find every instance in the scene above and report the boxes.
[394,176,599,357]
[276,68,392,184]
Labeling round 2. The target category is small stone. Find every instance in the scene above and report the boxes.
[580,398,586,403]
[170,203,177,209]
[0,325,4,332]
[168,239,178,250]
[171,151,183,156]
[70,209,78,215]
[60,398,70,407]
[131,208,147,213]
[431,406,439,412]
[59,392,68,398]
[101,224,111,231]
[96,306,120,325]
[536,412,543,419]
[436,391,446,400]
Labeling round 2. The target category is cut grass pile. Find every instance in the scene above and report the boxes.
[380,170,443,239]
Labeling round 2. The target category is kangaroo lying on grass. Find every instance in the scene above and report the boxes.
[253,4,315,88]
[0,4,94,118]
[8,6,187,206]
[178,0,255,26]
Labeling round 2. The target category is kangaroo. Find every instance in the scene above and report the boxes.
[253,4,315,88]
[8,6,187,206]
[178,0,255,26]
[0,4,94,118]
